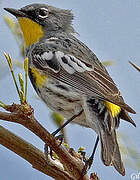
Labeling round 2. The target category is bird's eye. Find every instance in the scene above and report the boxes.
[38,8,49,18]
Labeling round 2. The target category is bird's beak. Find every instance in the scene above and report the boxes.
[4,8,26,17]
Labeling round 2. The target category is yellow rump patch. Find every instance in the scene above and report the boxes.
[104,101,121,117]
[18,17,44,47]
[31,67,47,88]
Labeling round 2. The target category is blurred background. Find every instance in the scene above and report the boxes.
[0,0,140,179]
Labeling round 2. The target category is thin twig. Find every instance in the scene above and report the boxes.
[129,61,140,72]
[4,53,20,97]
[24,57,28,100]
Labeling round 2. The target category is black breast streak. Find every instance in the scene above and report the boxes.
[56,84,69,91]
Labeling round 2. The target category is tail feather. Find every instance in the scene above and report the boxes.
[112,131,125,176]
[120,109,136,127]
[99,129,125,175]
[84,97,129,176]
[99,129,115,166]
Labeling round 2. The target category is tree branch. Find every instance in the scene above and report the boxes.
[0,125,74,180]
[0,103,96,180]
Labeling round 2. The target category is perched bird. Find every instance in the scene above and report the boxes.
[4,3,136,176]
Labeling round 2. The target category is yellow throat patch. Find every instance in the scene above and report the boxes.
[104,101,121,117]
[18,17,44,47]
[31,67,47,88]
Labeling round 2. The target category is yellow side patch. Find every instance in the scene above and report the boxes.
[104,101,121,117]
[31,67,47,88]
[18,17,44,47]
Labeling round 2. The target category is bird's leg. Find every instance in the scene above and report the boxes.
[52,109,84,136]
[82,136,99,176]
[44,109,84,158]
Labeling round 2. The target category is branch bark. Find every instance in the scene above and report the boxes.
[0,125,74,180]
[0,103,97,180]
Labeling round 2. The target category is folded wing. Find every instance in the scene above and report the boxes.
[31,47,136,114]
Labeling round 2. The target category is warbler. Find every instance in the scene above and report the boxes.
[4,4,136,176]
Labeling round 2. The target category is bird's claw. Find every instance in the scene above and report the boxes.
[53,134,64,146]
[81,156,94,176]
[44,133,64,160]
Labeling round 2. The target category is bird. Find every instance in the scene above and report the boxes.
[4,3,136,176]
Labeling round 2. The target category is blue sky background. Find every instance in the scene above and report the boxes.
[0,0,140,180]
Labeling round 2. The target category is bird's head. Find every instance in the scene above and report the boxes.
[4,3,74,47]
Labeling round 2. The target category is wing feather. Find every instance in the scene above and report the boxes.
[47,67,135,113]
[30,39,135,114]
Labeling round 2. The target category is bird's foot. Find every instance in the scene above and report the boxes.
[44,133,64,160]
[81,155,94,176]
